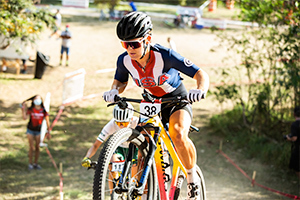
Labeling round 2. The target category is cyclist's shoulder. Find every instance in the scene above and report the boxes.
[151,43,170,54]
[103,118,115,129]
[117,51,129,60]
[151,43,184,62]
[117,51,131,67]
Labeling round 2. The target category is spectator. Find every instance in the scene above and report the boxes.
[284,106,300,179]
[21,95,51,170]
[59,24,72,66]
[50,9,62,38]
[21,59,27,74]
[99,9,106,21]
[167,37,177,51]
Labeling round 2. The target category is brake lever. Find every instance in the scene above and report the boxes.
[88,161,98,170]
[107,95,122,107]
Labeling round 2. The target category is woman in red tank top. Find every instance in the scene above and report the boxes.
[21,95,51,170]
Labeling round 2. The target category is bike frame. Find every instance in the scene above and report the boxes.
[113,96,191,199]
[147,115,187,200]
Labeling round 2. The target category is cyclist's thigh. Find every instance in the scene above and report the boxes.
[169,109,192,137]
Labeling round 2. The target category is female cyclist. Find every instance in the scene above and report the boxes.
[102,11,209,200]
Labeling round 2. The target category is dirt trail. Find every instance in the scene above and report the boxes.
[0,8,298,200]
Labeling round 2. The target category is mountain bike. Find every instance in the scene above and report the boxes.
[93,94,206,200]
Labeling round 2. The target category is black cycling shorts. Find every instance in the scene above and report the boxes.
[148,83,193,125]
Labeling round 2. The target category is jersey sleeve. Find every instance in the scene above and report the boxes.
[156,44,200,78]
[97,119,117,142]
[114,54,129,83]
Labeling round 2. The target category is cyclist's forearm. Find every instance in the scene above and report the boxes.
[86,141,102,158]
[86,147,96,158]
[193,69,209,94]
[111,79,128,94]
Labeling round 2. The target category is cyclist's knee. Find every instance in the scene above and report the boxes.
[170,127,189,146]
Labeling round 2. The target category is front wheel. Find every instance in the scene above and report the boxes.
[93,128,158,200]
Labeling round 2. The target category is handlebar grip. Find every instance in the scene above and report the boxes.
[114,95,121,102]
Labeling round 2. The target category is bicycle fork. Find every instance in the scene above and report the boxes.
[115,127,159,199]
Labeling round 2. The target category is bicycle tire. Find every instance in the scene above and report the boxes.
[173,165,206,200]
[93,128,158,200]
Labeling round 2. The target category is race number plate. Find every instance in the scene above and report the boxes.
[140,101,161,122]
[111,161,125,172]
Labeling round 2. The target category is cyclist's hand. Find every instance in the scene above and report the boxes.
[103,89,118,103]
[187,89,204,103]
[81,157,91,168]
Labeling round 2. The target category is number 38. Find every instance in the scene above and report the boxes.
[144,105,157,116]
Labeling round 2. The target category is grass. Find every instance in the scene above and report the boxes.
[0,104,110,199]
[209,106,292,168]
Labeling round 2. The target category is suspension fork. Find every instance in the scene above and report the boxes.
[132,126,161,197]
[116,126,161,197]
[115,143,135,194]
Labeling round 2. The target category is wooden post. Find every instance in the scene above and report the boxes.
[60,162,64,200]
[60,162,63,173]
[219,140,223,151]
[251,171,256,187]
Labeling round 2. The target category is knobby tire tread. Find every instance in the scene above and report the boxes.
[93,128,158,200]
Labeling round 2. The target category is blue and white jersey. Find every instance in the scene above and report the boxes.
[115,44,200,97]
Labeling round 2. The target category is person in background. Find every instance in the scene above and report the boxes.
[284,106,300,179]
[59,24,72,66]
[21,59,27,74]
[129,1,137,11]
[167,37,177,52]
[21,95,51,170]
[50,9,61,38]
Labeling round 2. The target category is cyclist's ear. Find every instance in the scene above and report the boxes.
[146,35,152,44]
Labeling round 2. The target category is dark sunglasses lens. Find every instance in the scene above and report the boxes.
[130,42,142,49]
[122,41,142,49]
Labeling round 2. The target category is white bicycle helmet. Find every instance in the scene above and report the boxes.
[113,103,134,122]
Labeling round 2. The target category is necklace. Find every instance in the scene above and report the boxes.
[135,54,150,72]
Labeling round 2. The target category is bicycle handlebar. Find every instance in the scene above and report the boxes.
[107,95,190,108]
[88,161,98,170]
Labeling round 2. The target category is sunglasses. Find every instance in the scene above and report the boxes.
[115,121,130,127]
[120,37,146,49]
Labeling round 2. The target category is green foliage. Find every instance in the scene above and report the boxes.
[211,0,300,140]
[239,0,298,26]
[210,106,291,168]
[210,0,299,166]
[0,0,54,49]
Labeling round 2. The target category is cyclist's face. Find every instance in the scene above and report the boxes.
[115,121,130,128]
[122,36,150,60]
[124,37,144,60]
